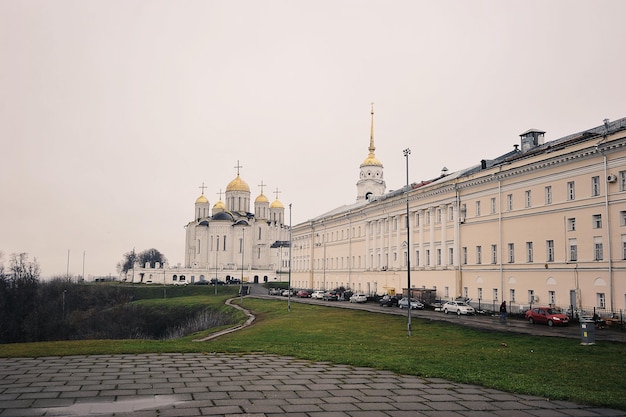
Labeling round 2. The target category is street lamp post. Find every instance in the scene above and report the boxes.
[240,228,245,303]
[288,203,292,312]
[404,148,412,337]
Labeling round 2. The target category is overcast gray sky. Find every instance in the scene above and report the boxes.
[2,1,625,278]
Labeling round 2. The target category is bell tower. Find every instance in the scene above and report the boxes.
[357,104,386,201]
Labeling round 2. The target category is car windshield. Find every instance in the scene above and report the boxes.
[457,302,468,306]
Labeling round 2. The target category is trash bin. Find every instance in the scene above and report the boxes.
[580,318,595,345]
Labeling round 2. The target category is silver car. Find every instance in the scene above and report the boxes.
[443,300,475,315]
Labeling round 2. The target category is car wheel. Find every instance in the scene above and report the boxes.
[444,309,448,314]
[548,320,554,327]
[457,310,461,316]
[528,317,534,324]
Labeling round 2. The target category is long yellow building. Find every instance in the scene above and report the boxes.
[290,114,626,316]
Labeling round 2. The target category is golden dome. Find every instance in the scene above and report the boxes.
[270,199,284,209]
[255,193,269,203]
[361,154,383,167]
[195,195,209,204]
[226,174,250,192]
[213,200,226,210]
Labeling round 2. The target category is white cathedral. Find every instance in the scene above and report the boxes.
[131,164,291,285]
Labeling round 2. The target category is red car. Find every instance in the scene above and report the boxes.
[296,290,310,298]
[525,307,570,327]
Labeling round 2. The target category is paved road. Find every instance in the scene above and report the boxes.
[252,286,626,344]
[1,285,625,417]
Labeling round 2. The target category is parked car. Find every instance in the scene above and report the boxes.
[443,300,475,315]
[311,290,325,299]
[210,278,226,285]
[349,293,368,303]
[398,298,424,310]
[227,278,242,285]
[296,290,310,298]
[379,295,399,307]
[323,291,339,301]
[281,289,295,297]
[268,288,282,295]
[525,307,570,326]
[194,280,209,285]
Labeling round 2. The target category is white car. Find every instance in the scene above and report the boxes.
[349,293,367,303]
[398,298,424,309]
[443,300,475,315]
[311,290,325,299]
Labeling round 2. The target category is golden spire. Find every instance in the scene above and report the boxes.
[361,103,383,167]
[369,102,375,155]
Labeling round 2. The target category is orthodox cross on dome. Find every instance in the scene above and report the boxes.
[198,182,207,195]
[234,160,243,176]
[273,187,281,200]
[216,188,223,200]
[258,180,266,194]
[369,102,376,154]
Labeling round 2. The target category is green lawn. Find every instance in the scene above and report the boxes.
[1,296,625,410]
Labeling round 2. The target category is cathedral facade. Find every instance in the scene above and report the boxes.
[131,165,290,285]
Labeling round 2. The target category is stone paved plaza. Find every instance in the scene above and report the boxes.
[1,352,624,417]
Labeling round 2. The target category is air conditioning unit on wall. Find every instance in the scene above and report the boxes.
[607,174,618,183]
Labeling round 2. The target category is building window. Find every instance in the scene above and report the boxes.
[567,181,575,200]
[197,239,201,254]
[593,214,602,229]
[594,240,603,261]
[490,197,496,214]
[476,246,482,264]
[549,291,556,305]
[415,212,420,227]
[426,250,430,266]
[622,235,626,260]
[569,239,578,261]
[545,186,552,205]
[258,227,262,240]
[568,218,576,231]
[528,289,535,304]
[525,190,532,208]
[597,293,606,309]
[591,176,600,197]
[491,244,497,264]
[415,250,420,266]
[436,248,442,265]
[449,206,454,221]
[546,240,554,262]
[510,289,516,303]
[621,211,626,226]
[620,171,626,191]
[462,247,467,265]
[506,194,513,211]
[475,201,481,217]
[436,208,442,223]
[526,241,533,263]
[444,286,449,298]
[448,247,454,265]
[507,243,515,263]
